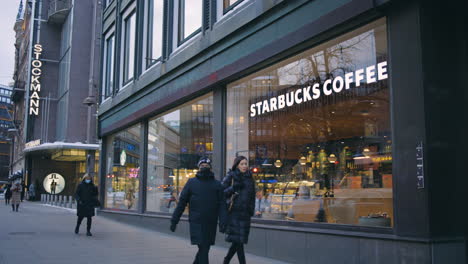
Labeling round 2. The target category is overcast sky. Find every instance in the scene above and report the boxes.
[0,0,20,86]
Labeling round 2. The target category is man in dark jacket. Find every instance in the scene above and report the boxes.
[4,184,11,205]
[170,157,227,264]
[74,174,99,236]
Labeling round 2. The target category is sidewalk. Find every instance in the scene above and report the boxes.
[0,201,289,264]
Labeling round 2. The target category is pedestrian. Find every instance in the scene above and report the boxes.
[170,157,227,264]
[10,181,22,212]
[74,174,99,236]
[20,180,25,202]
[222,156,256,264]
[28,183,36,201]
[4,184,11,205]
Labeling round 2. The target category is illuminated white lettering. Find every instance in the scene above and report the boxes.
[323,79,333,96]
[278,95,285,109]
[31,68,42,76]
[250,104,256,117]
[31,75,40,84]
[377,61,388,80]
[355,69,365,87]
[302,86,312,102]
[286,92,294,106]
[31,83,41,92]
[31,91,40,99]
[333,76,344,93]
[366,65,376,83]
[255,102,262,115]
[294,89,303,104]
[312,83,320,99]
[345,72,354,89]
[31,60,42,68]
[270,97,277,111]
[262,100,270,114]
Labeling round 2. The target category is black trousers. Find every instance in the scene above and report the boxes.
[5,198,10,205]
[225,242,246,264]
[76,216,92,231]
[193,244,211,264]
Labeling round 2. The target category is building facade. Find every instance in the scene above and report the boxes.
[10,0,101,197]
[97,0,467,263]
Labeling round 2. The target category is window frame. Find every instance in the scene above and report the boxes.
[120,7,137,88]
[101,28,115,102]
[222,0,243,15]
[144,0,164,69]
[177,0,203,46]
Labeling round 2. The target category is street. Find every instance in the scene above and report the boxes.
[0,201,288,264]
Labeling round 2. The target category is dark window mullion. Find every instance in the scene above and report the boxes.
[178,0,185,44]
[146,0,154,68]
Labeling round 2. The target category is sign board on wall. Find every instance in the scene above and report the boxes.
[43,173,65,194]
[29,44,43,116]
[25,139,41,148]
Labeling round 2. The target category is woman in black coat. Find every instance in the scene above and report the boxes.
[170,158,227,264]
[74,174,99,236]
[222,156,256,264]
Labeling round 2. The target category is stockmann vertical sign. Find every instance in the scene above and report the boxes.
[29,44,43,116]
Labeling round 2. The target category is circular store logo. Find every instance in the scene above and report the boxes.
[120,150,127,166]
[43,173,66,194]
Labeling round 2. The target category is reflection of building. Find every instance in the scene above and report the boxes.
[0,85,13,181]
[10,0,101,196]
[96,1,467,263]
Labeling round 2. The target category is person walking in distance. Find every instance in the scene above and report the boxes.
[74,174,99,236]
[170,157,227,264]
[10,181,22,212]
[4,184,11,205]
[222,156,256,264]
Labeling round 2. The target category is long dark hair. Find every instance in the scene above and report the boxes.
[231,156,248,171]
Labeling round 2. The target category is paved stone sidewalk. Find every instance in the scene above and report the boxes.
[0,201,289,264]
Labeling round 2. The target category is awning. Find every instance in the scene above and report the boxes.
[24,142,99,153]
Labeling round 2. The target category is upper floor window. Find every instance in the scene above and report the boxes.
[104,0,114,9]
[145,0,164,68]
[102,30,115,101]
[122,10,136,86]
[178,0,202,44]
[223,0,243,13]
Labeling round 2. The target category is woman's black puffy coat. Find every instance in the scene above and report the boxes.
[75,181,98,217]
[222,169,255,244]
[171,171,226,245]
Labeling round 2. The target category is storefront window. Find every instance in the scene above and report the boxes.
[226,18,393,227]
[104,124,141,211]
[146,93,213,213]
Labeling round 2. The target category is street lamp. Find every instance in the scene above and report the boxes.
[82,96,97,177]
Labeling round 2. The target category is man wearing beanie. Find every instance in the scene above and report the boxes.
[170,157,227,264]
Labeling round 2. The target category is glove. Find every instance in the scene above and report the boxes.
[170,223,177,232]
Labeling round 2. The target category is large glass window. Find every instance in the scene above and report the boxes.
[226,18,393,227]
[122,11,136,84]
[146,0,164,68]
[146,94,213,213]
[105,124,141,211]
[102,32,115,101]
[178,0,202,43]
